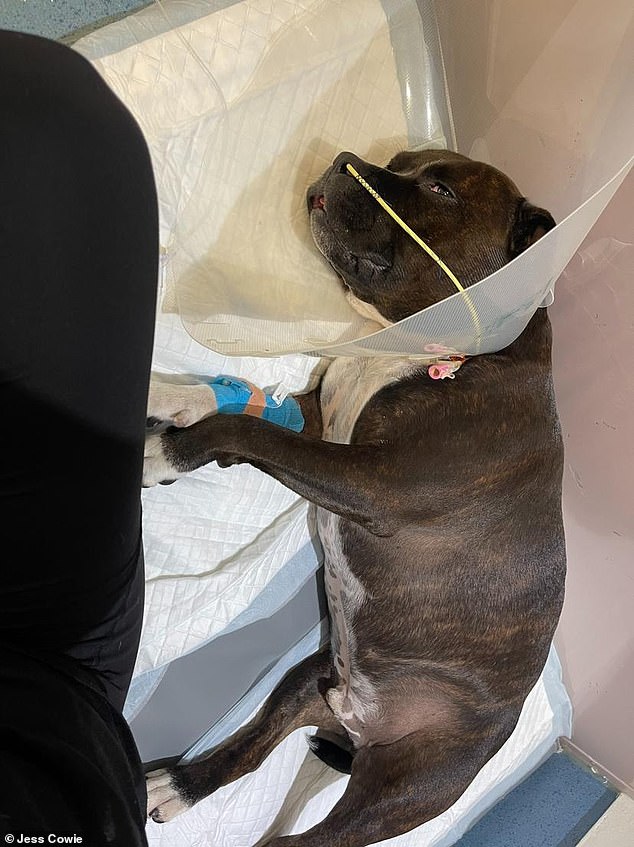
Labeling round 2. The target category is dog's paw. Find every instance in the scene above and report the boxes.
[147,378,216,429]
[143,432,187,488]
[146,768,192,823]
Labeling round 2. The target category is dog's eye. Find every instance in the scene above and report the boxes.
[428,182,455,199]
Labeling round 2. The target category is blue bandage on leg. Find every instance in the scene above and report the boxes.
[207,375,304,432]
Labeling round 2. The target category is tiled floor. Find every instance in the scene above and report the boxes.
[579,795,634,847]
[3,3,633,846]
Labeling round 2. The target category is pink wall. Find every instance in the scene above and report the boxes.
[433,0,633,787]
[551,170,634,793]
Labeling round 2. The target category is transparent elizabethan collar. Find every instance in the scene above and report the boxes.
[315,157,632,358]
[76,0,633,358]
[158,0,449,356]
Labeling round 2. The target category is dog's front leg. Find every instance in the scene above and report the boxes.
[143,414,397,535]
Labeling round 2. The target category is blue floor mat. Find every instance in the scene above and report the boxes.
[455,751,617,847]
[0,0,148,41]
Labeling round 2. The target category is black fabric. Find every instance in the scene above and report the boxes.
[0,30,158,844]
[0,646,147,844]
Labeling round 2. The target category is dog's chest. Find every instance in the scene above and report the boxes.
[319,356,417,444]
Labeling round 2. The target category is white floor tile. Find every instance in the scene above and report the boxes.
[578,794,634,846]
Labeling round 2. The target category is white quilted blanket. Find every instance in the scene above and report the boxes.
[74,1,572,844]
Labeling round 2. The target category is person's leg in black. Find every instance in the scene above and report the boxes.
[0,31,158,711]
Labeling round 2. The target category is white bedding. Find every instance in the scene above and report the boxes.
[73,1,572,843]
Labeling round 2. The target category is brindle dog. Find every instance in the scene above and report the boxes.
[143,149,565,847]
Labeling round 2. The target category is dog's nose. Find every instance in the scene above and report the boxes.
[332,151,365,175]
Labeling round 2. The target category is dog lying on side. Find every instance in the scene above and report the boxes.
[143,149,566,847]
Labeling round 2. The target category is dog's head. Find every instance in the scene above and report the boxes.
[307,149,555,324]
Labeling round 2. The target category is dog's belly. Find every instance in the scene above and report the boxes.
[317,356,419,743]
[317,508,372,741]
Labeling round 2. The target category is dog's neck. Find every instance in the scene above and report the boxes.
[503,308,553,363]
[343,282,550,377]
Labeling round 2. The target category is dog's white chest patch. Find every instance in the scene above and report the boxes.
[317,356,419,741]
[320,356,418,444]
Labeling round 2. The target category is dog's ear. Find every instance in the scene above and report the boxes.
[508,200,556,258]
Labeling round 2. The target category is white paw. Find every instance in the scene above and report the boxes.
[147,378,216,428]
[143,433,187,487]
[146,768,192,823]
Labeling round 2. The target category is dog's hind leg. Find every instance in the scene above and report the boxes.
[146,647,342,823]
[261,729,498,847]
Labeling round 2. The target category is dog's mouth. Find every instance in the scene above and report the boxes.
[309,214,390,280]
[307,175,391,271]
[306,163,399,324]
